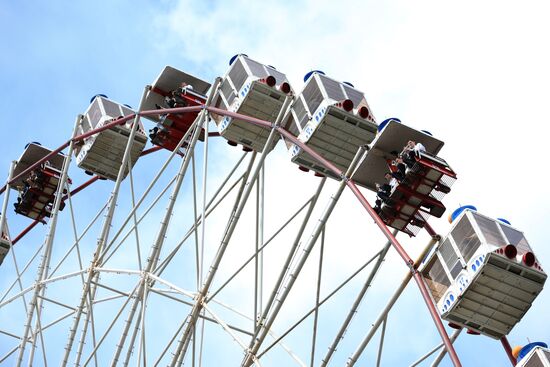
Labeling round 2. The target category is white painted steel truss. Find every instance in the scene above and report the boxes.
[0,84,468,367]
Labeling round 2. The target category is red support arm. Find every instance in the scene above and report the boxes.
[11,221,39,245]
[501,336,517,366]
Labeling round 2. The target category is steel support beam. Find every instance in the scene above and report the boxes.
[242,147,365,367]
[169,96,292,366]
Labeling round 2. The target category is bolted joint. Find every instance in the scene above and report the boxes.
[407,259,416,273]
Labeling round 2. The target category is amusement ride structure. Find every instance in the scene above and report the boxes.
[0,54,547,366]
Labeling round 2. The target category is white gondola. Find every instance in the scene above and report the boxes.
[211,54,293,152]
[0,223,10,266]
[421,208,547,339]
[284,71,377,177]
[75,96,147,181]
[516,343,550,367]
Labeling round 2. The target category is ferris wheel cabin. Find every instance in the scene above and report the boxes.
[353,120,456,236]
[75,96,147,181]
[421,208,547,339]
[10,143,70,223]
[284,71,378,177]
[515,342,550,367]
[142,66,211,152]
[211,54,294,152]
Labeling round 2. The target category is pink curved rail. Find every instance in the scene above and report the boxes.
[0,104,463,367]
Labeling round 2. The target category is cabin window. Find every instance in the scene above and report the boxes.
[451,216,481,262]
[500,225,532,255]
[228,59,248,92]
[439,238,462,278]
[245,58,268,78]
[293,98,310,130]
[423,256,451,303]
[103,99,122,118]
[220,79,236,107]
[473,213,507,247]
[319,75,346,101]
[302,78,324,116]
[87,98,103,129]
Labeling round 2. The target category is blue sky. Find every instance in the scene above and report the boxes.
[1,1,550,366]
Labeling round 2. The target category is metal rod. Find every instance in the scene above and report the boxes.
[500,336,516,366]
[127,158,142,270]
[66,187,100,367]
[0,105,190,197]
[16,115,81,366]
[310,228,325,367]
[0,243,42,304]
[140,145,163,156]
[254,172,260,329]
[147,288,254,336]
[11,221,39,246]
[49,202,107,278]
[2,167,31,320]
[0,161,15,251]
[198,113,209,367]
[72,114,135,142]
[257,247,386,360]
[100,175,176,266]
[0,163,33,359]
[206,297,305,367]
[152,151,248,277]
[258,163,264,317]
[321,233,395,366]
[112,79,220,366]
[243,147,365,367]
[200,106,209,285]
[137,282,148,367]
[412,328,461,367]
[122,310,142,367]
[110,103,209,366]
[62,86,150,367]
[247,178,326,350]
[206,106,343,177]
[154,172,245,279]
[191,154,200,288]
[201,303,250,355]
[206,106,459,367]
[81,282,141,367]
[62,176,99,201]
[97,103,199,265]
[138,105,203,118]
[375,317,387,367]
[174,149,257,366]
[208,193,315,303]
[347,236,440,366]
[345,180,461,367]
[170,95,291,366]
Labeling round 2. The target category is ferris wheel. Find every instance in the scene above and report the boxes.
[0,55,546,367]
